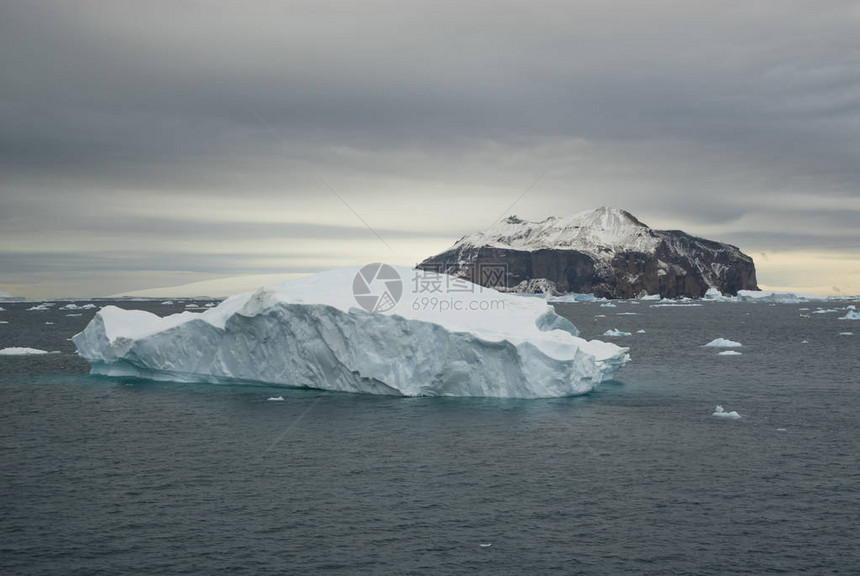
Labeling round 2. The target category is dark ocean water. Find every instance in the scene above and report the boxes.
[1,299,859,575]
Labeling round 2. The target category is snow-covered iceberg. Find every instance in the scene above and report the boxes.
[839,311,860,320]
[73,266,630,398]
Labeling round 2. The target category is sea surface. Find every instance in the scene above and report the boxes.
[1,299,859,575]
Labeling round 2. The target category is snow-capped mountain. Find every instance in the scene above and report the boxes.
[418,207,759,298]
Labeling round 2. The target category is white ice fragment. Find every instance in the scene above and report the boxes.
[636,329,646,334]
[839,332,854,336]
[267,396,285,401]
[812,309,838,314]
[718,350,742,356]
[600,302,616,308]
[838,311,860,320]
[616,312,638,316]
[161,301,174,305]
[704,338,742,348]
[712,405,741,419]
[0,347,57,356]
[603,328,631,337]
[0,321,8,324]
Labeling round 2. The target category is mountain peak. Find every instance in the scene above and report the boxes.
[459,208,656,254]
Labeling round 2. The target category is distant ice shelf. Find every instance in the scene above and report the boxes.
[73,266,630,398]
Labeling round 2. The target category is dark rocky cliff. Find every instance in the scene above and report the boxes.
[417,209,758,299]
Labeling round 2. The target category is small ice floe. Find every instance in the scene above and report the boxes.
[45,321,54,325]
[185,303,200,308]
[636,329,646,334]
[839,332,854,336]
[704,338,742,348]
[594,314,606,318]
[600,302,616,308]
[205,302,217,308]
[59,303,80,310]
[0,321,8,324]
[776,428,787,432]
[603,328,631,337]
[801,339,809,344]
[161,300,174,305]
[616,312,638,316]
[838,311,860,320]
[81,303,97,310]
[0,347,58,356]
[267,396,285,401]
[479,543,492,548]
[66,313,82,317]
[718,350,742,356]
[712,405,741,419]
[0,306,5,311]
[27,303,53,311]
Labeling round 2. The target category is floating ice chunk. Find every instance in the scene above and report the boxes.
[638,293,661,301]
[838,311,860,320]
[776,428,787,432]
[812,309,838,314]
[801,339,809,344]
[839,332,854,336]
[66,313,83,317]
[0,320,8,324]
[0,347,57,356]
[636,329,646,334]
[27,303,53,311]
[603,328,631,337]
[712,405,740,419]
[73,266,630,398]
[651,302,702,308]
[60,303,80,310]
[45,321,54,325]
[267,396,285,401]
[703,287,734,302]
[161,301,174,305]
[479,543,492,548]
[594,314,606,318]
[737,290,800,303]
[616,312,638,316]
[0,306,5,311]
[704,338,742,348]
[185,303,200,308]
[600,302,616,308]
[718,350,742,356]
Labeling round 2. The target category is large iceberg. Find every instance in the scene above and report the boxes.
[73,266,630,398]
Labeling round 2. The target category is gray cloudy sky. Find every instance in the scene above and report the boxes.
[2,0,859,298]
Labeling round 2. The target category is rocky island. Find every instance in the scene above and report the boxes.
[418,207,759,299]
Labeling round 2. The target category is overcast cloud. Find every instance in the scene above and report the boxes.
[1,0,859,297]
